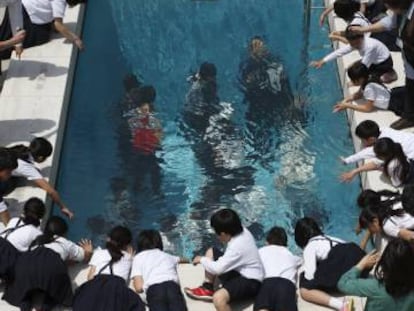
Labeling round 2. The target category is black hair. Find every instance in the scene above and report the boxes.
[30,138,53,160]
[294,217,323,249]
[384,0,413,10]
[334,0,360,21]
[199,62,217,81]
[9,138,52,162]
[0,148,17,171]
[345,25,365,41]
[266,226,288,246]
[66,0,86,6]
[30,216,68,248]
[375,238,414,297]
[357,189,401,209]
[359,205,404,229]
[348,61,385,90]
[123,74,141,92]
[198,62,218,104]
[106,226,132,265]
[374,138,410,184]
[402,184,414,216]
[23,197,46,227]
[136,229,163,252]
[137,85,157,105]
[210,208,243,237]
[355,120,380,139]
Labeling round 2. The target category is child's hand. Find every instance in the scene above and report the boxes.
[192,256,202,265]
[356,251,379,270]
[339,156,347,165]
[61,207,74,219]
[340,170,356,183]
[79,239,93,254]
[310,60,324,69]
[333,102,347,113]
[348,25,364,34]
[355,224,362,235]
[126,245,135,256]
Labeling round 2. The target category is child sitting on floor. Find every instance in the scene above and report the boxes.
[334,61,404,114]
[254,226,301,311]
[311,26,396,83]
[185,208,264,311]
[131,229,188,311]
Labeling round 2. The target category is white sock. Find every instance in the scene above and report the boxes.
[328,297,344,310]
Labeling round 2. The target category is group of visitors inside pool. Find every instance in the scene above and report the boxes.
[1,0,414,311]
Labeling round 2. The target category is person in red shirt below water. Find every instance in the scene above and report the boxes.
[125,85,163,195]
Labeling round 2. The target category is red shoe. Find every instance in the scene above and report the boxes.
[184,285,214,302]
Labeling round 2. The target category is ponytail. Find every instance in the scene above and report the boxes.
[23,198,45,228]
[30,216,68,249]
[374,138,410,184]
[359,205,405,229]
[8,144,30,161]
[106,226,132,265]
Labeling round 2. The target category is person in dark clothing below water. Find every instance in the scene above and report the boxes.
[239,37,303,167]
[182,62,220,138]
[124,85,163,195]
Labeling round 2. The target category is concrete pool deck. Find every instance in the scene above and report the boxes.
[0,0,409,310]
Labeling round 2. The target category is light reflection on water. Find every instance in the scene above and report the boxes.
[57,0,360,257]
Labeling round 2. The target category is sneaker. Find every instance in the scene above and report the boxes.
[390,118,414,130]
[184,285,214,302]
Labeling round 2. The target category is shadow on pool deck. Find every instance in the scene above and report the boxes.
[0,118,56,146]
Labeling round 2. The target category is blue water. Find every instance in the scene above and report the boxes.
[56,0,361,256]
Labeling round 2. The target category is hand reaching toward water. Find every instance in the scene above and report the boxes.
[61,207,74,219]
[310,60,325,69]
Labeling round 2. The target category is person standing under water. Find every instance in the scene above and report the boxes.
[124,85,163,195]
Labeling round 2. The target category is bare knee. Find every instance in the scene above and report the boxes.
[213,289,230,308]
[299,288,311,301]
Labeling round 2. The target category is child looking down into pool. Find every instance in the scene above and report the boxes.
[334,60,405,114]
[311,26,396,83]
[2,138,74,224]
[131,229,188,311]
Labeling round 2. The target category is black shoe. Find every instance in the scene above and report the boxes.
[390,118,414,130]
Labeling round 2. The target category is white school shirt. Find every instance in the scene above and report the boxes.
[259,245,301,284]
[12,158,43,180]
[200,227,264,281]
[43,236,85,262]
[22,0,66,24]
[130,249,180,291]
[383,212,414,238]
[379,4,414,79]
[350,12,371,38]
[344,127,414,164]
[322,37,390,68]
[302,235,345,281]
[89,248,133,281]
[363,82,390,110]
[0,0,23,35]
[385,158,404,187]
[1,217,42,252]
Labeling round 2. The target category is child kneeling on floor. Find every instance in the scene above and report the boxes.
[185,208,264,311]
[131,229,188,311]
[254,226,301,311]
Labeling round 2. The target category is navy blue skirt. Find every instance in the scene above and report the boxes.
[73,274,145,311]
